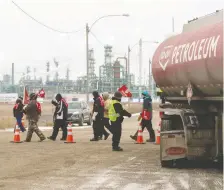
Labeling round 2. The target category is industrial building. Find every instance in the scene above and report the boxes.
[0,44,153,99]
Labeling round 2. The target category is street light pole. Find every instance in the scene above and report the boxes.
[127,46,130,89]
[85,14,129,103]
[86,23,89,102]
[116,56,130,108]
[127,40,159,85]
[149,58,151,94]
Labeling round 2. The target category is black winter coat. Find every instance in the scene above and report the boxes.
[52,100,68,121]
[13,101,24,118]
[112,97,131,123]
[93,96,104,119]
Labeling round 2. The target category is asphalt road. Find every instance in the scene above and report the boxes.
[0,113,222,190]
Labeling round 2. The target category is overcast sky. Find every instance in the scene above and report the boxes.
[0,0,223,84]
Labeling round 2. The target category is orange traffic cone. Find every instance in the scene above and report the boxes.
[64,123,76,143]
[10,123,23,143]
[135,124,146,144]
[154,121,161,145]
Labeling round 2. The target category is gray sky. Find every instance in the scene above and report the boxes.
[0,0,223,84]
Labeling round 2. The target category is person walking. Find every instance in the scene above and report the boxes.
[99,92,112,140]
[109,91,131,151]
[90,91,104,141]
[23,93,46,142]
[13,96,26,132]
[130,91,155,142]
[48,94,68,141]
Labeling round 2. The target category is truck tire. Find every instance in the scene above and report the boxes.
[161,118,172,131]
[161,160,173,168]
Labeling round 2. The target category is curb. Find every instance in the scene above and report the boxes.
[0,111,158,133]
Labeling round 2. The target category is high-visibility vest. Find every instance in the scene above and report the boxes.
[109,100,121,122]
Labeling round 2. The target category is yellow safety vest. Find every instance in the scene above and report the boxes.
[109,100,121,122]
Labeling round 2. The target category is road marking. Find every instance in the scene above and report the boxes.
[127,157,136,161]
[122,183,146,190]
[166,183,177,190]
[198,180,206,189]
[177,176,190,189]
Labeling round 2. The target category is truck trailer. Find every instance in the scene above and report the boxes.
[152,10,223,167]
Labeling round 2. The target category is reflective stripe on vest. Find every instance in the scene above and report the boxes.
[108,100,121,122]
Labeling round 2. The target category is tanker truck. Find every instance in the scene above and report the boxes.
[152,10,223,167]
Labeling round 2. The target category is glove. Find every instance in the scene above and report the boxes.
[137,115,141,121]
[128,113,132,118]
[51,100,57,106]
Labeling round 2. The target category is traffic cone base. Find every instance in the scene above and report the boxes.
[64,123,76,143]
[10,124,23,143]
[154,136,160,145]
[154,121,161,145]
[135,126,146,144]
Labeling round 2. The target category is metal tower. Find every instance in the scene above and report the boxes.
[53,58,59,81]
[26,66,31,80]
[66,67,70,80]
[46,62,50,82]
[139,38,142,85]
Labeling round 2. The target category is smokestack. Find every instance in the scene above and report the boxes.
[12,63,14,85]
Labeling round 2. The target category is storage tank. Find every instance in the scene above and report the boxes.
[152,20,223,97]
[113,61,121,79]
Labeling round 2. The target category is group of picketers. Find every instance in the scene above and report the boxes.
[12,90,155,151]
[89,90,155,151]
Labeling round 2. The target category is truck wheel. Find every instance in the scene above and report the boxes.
[87,115,92,125]
[79,116,84,126]
[161,160,173,168]
[161,118,172,131]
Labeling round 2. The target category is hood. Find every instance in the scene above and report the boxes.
[112,97,121,102]
[102,92,109,100]
[142,90,152,101]
[92,91,99,99]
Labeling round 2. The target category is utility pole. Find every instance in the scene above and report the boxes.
[86,23,89,103]
[172,17,175,33]
[149,58,152,95]
[46,62,50,82]
[139,38,142,86]
[127,46,130,89]
[11,63,14,85]
[34,68,36,80]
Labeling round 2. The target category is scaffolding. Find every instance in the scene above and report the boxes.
[99,45,127,93]
[88,49,98,92]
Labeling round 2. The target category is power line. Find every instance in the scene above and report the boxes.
[89,31,105,47]
[12,1,83,34]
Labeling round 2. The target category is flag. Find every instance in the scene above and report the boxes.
[23,86,29,104]
[118,85,132,97]
[37,88,45,98]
